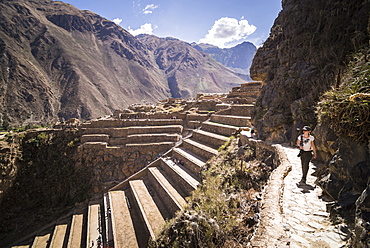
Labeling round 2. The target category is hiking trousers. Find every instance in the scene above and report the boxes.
[300,151,313,182]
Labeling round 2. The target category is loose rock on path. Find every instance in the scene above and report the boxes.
[251,144,350,247]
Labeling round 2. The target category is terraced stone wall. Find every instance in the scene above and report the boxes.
[119,113,187,120]
[210,115,251,127]
[77,142,172,193]
[215,104,255,117]
[83,119,183,128]
[81,128,129,137]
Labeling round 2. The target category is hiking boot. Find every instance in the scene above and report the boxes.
[298,179,306,186]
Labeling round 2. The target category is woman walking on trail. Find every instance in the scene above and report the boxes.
[296,126,317,184]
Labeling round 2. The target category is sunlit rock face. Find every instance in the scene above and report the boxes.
[250,0,369,143]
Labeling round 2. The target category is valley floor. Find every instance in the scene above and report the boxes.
[251,144,350,247]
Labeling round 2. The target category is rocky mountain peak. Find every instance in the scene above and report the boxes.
[0,0,246,126]
[191,41,256,79]
[137,34,245,99]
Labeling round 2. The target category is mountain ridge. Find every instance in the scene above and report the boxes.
[191,41,256,80]
[0,0,247,126]
[137,34,244,98]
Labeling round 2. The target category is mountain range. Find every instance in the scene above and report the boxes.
[0,0,255,125]
[191,42,256,80]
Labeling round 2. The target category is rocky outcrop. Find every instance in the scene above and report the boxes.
[251,0,370,246]
[314,123,370,247]
[250,0,369,143]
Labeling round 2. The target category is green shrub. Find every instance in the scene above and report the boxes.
[317,48,370,141]
[67,138,80,147]
[27,132,53,147]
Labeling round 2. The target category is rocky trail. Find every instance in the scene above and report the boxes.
[251,144,350,248]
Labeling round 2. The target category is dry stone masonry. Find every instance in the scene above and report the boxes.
[4,80,355,247]
[6,81,260,247]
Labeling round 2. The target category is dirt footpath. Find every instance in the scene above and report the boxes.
[251,144,349,248]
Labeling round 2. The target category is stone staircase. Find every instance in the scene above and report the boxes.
[9,115,252,248]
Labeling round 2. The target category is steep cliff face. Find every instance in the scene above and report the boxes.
[137,35,244,99]
[250,0,369,143]
[251,0,370,245]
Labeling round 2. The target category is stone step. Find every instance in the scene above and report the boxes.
[159,157,199,197]
[31,233,50,248]
[125,142,174,152]
[186,114,209,121]
[67,214,84,248]
[80,142,108,149]
[227,90,260,99]
[210,114,251,127]
[215,104,255,116]
[49,224,68,248]
[147,167,187,215]
[82,125,183,137]
[125,141,175,147]
[129,180,166,241]
[86,203,101,248]
[172,147,206,179]
[108,137,127,146]
[108,190,139,248]
[192,129,229,149]
[81,134,109,143]
[103,194,114,248]
[201,121,239,137]
[226,97,256,104]
[82,119,183,128]
[127,125,183,135]
[182,138,218,161]
[81,127,128,137]
[126,133,180,144]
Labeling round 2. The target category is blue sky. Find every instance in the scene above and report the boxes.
[60,0,282,48]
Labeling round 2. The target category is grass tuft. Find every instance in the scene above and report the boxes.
[150,138,274,247]
[317,48,370,141]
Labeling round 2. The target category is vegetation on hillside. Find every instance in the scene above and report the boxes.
[0,122,46,132]
[150,138,275,247]
[317,47,370,141]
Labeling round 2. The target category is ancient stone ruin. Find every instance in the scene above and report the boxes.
[5,81,262,248]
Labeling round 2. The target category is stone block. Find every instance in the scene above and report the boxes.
[81,134,109,143]
[210,114,251,127]
[127,134,180,143]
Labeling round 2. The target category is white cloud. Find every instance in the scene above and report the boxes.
[128,23,155,36]
[142,4,158,14]
[112,18,122,25]
[199,17,257,48]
